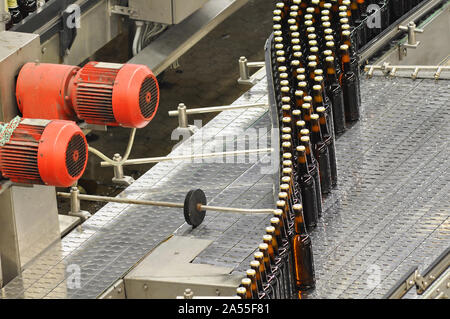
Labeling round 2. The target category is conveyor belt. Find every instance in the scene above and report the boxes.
[1,73,449,299]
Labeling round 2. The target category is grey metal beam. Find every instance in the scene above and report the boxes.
[128,0,249,76]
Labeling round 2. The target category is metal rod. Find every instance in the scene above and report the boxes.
[57,192,274,215]
[100,148,274,167]
[247,62,265,68]
[168,103,268,117]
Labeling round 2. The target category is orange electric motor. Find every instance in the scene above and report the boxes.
[16,61,160,128]
[0,119,88,187]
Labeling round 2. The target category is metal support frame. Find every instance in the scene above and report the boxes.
[359,0,446,63]
[384,247,450,299]
[111,154,135,186]
[67,186,91,221]
[237,56,265,85]
[365,63,450,79]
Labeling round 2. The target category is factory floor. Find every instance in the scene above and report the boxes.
[58,0,274,214]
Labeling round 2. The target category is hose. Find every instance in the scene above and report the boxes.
[88,128,136,166]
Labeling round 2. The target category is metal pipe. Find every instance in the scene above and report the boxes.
[239,56,250,81]
[100,148,274,167]
[247,62,265,68]
[57,192,275,215]
[168,103,268,117]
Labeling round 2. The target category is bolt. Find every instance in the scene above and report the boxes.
[143,284,148,290]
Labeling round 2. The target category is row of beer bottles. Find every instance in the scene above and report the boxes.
[4,0,39,29]
[237,204,315,299]
[271,21,361,132]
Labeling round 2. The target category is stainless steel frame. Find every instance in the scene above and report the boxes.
[128,0,249,76]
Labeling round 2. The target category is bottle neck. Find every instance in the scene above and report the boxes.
[294,210,307,236]
[311,118,324,145]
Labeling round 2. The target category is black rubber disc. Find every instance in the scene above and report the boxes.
[184,189,207,228]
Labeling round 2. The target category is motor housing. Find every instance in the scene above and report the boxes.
[0,119,88,187]
[16,61,160,128]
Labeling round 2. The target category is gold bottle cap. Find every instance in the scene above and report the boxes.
[313,84,322,91]
[308,61,318,68]
[292,109,301,117]
[263,235,273,243]
[326,41,335,47]
[259,243,269,251]
[242,278,252,286]
[277,57,286,63]
[308,55,317,62]
[246,269,256,277]
[324,49,332,56]
[274,30,282,37]
[274,36,284,43]
[282,152,292,159]
[306,7,315,13]
[273,209,283,217]
[282,160,293,167]
[237,287,247,296]
[273,24,282,30]
[293,52,302,59]
[293,204,303,211]
[266,226,276,235]
[314,69,324,76]
[250,260,260,268]
[254,251,264,259]
[292,45,302,52]
[273,9,282,15]
[326,56,334,62]
[282,142,291,149]
[295,90,304,96]
[274,44,283,50]
[270,217,280,225]
[315,75,324,82]
[298,81,307,88]
[302,103,312,110]
[308,33,317,40]
[282,117,291,123]
[297,120,306,127]
[340,17,349,23]
[301,130,310,137]
[281,86,290,93]
[282,127,292,134]
[321,15,330,22]
[291,33,300,40]
[323,21,331,28]
[304,96,313,102]
[291,60,300,66]
[316,106,326,113]
[324,28,333,35]
[288,18,296,25]
[340,44,349,50]
[280,184,290,191]
[273,16,282,22]
[276,200,286,208]
[281,176,291,184]
[310,46,319,53]
[281,96,291,103]
[306,26,315,34]
[282,134,291,141]
[290,11,298,18]
[276,50,285,57]
[289,25,298,32]
[311,113,320,120]
[280,79,289,86]
[324,3,332,9]
[297,67,305,74]
[296,145,306,152]
[291,5,299,11]
[304,20,313,26]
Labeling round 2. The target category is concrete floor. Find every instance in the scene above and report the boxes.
[58,0,274,213]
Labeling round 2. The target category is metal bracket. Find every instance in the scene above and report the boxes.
[364,63,450,80]
[67,186,91,221]
[110,5,137,18]
[398,21,424,59]
[111,154,135,186]
[237,56,265,85]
